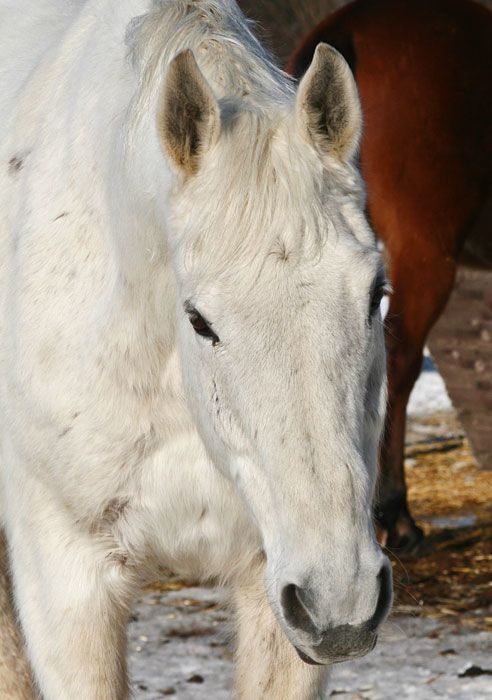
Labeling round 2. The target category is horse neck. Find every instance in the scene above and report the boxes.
[104,109,177,359]
[86,23,179,383]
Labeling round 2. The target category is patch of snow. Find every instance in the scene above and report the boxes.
[407,349,453,417]
[380,297,452,417]
[128,587,492,699]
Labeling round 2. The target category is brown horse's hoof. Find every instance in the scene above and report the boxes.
[380,516,424,555]
[375,498,424,555]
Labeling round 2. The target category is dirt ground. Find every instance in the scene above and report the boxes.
[127,407,492,699]
[394,412,491,632]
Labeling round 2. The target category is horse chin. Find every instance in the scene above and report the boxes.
[294,634,378,667]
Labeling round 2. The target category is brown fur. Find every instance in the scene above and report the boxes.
[288,0,492,550]
[0,532,38,699]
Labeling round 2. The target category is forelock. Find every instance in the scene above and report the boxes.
[175,107,364,277]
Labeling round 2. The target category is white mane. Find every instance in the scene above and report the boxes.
[127,0,293,104]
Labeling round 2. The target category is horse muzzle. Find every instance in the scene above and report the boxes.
[280,561,392,665]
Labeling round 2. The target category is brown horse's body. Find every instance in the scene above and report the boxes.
[288,0,492,550]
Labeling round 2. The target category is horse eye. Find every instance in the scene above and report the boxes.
[186,307,220,345]
[370,286,385,315]
[369,280,390,319]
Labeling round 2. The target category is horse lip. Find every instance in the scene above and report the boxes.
[294,634,378,666]
[294,647,324,666]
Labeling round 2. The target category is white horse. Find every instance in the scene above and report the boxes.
[0,1,392,697]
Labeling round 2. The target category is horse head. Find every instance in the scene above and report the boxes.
[158,43,392,665]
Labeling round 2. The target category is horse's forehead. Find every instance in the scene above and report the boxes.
[266,233,379,284]
[213,242,378,315]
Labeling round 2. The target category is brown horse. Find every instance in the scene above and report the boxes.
[288,0,492,551]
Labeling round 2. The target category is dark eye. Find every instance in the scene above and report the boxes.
[186,305,220,345]
[369,277,390,320]
[370,285,385,316]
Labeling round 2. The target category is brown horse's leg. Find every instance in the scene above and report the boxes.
[377,340,425,552]
[376,243,457,552]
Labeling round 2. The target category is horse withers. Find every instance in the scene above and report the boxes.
[0,1,391,697]
[288,0,492,552]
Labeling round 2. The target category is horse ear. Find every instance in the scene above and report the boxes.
[296,43,361,163]
[158,50,220,176]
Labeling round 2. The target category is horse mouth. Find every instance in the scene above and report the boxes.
[294,647,323,665]
[294,634,378,666]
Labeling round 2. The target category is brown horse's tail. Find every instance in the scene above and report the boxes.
[0,531,38,699]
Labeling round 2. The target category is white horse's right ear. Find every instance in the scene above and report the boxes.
[158,50,220,177]
[296,43,361,163]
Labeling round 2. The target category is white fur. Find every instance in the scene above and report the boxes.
[0,1,391,697]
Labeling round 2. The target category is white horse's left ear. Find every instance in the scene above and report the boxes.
[158,49,220,177]
[296,43,361,163]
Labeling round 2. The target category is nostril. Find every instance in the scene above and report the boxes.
[369,562,393,631]
[281,584,316,634]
